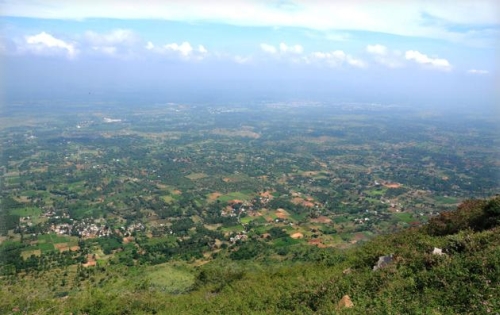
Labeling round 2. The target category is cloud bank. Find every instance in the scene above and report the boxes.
[25,32,77,58]
[2,0,499,44]
[14,32,465,73]
[405,50,452,71]
[146,41,208,60]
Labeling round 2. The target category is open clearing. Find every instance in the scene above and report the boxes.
[310,216,332,224]
[21,249,42,259]
[218,192,252,203]
[147,263,195,294]
[162,195,174,203]
[185,173,208,180]
[275,208,290,219]
[384,182,403,188]
[207,192,222,202]
[10,207,42,217]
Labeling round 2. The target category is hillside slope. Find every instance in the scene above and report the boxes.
[1,196,499,314]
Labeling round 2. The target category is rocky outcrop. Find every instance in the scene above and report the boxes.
[432,247,445,255]
[338,295,354,308]
[373,254,393,271]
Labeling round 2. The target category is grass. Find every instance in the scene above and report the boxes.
[273,237,301,247]
[21,249,42,259]
[147,236,177,246]
[365,197,382,204]
[393,212,414,223]
[185,173,208,180]
[9,207,42,217]
[434,196,459,204]
[162,195,174,203]
[146,263,195,294]
[67,181,85,191]
[239,217,254,224]
[326,234,344,245]
[37,234,52,243]
[289,212,308,221]
[365,187,387,197]
[218,191,253,203]
[35,234,77,250]
[333,216,350,224]
[37,242,55,253]
[6,177,21,184]
[221,225,245,232]
[49,235,73,243]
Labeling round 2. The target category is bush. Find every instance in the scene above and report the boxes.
[484,196,500,216]
[426,199,485,236]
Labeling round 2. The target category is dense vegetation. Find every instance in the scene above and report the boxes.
[1,196,499,314]
[1,102,498,266]
[1,102,498,313]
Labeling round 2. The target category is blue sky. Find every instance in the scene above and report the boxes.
[1,1,498,108]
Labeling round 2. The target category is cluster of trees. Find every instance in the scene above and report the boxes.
[0,243,85,275]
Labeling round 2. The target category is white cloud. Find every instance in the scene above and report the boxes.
[198,45,208,54]
[25,32,77,58]
[261,42,303,56]
[366,44,403,68]
[165,42,193,57]
[260,43,277,54]
[310,50,365,68]
[467,69,489,74]
[347,58,365,68]
[260,42,363,67]
[366,44,387,56]
[3,1,499,44]
[92,46,117,56]
[83,29,141,58]
[148,41,208,60]
[405,50,452,70]
[85,29,138,46]
[279,42,303,54]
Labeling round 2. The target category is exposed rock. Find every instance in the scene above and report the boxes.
[432,247,445,255]
[338,295,354,308]
[373,254,393,271]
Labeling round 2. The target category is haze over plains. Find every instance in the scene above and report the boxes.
[1,1,498,109]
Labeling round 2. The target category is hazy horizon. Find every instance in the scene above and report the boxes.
[1,1,498,112]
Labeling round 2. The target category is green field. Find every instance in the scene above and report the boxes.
[221,225,245,232]
[146,263,195,294]
[434,196,459,204]
[162,195,174,203]
[239,216,254,224]
[36,234,76,245]
[218,192,253,202]
[9,207,42,217]
[365,187,387,197]
[37,242,55,253]
[185,173,208,180]
[392,212,414,223]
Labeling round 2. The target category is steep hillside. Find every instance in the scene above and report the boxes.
[1,196,499,314]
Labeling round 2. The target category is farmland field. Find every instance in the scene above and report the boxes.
[0,101,498,278]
